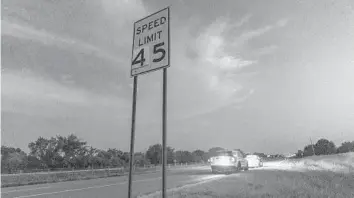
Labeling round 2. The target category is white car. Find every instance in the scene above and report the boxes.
[209,150,248,174]
[245,155,263,168]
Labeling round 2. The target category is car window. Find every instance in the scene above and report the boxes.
[216,151,233,157]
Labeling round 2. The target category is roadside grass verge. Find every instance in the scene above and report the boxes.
[165,170,354,198]
[287,152,354,173]
[1,167,151,188]
[1,164,207,188]
[141,153,354,198]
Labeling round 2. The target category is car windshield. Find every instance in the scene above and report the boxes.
[232,151,244,158]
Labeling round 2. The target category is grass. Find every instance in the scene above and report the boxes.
[288,152,354,173]
[1,167,148,188]
[142,153,354,198]
[1,164,206,188]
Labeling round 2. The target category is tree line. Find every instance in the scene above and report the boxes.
[2,134,353,174]
[295,138,354,158]
[1,134,236,174]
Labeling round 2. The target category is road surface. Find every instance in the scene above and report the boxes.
[1,166,221,198]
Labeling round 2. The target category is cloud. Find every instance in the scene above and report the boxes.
[168,15,286,119]
[255,45,279,56]
[159,15,259,120]
[276,18,289,27]
[197,16,257,71]
[232,14,253,28]
[1,0,286,130]
[232,18,289,47]
[217,56,257,70]
[0,0,151,105]
[2,0,148,46]
[195,16,257,93]
[100,0,147,22]
[1,20,123,64]
[1,70,130,118]
[0,0,152,135]
[237,25,273,44]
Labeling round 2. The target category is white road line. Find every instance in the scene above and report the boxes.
[2,186,51,194]
[13,177,161,198]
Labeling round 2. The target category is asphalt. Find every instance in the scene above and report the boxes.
[1,166,217,198]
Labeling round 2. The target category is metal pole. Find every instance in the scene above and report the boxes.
[128,76,138,198]
[162,68,167,198]
[162,7,170,198]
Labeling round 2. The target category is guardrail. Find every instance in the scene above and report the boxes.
[1,163,207,188]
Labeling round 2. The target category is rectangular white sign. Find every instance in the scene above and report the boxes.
[131,7,170,77]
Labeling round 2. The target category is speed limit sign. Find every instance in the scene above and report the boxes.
[131,7,170,77]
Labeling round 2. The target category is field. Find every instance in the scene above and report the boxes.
[141,153,354,198]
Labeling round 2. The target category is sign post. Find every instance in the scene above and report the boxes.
[128,7,170,198]
[162,67,168,198]
[127,76,137,198]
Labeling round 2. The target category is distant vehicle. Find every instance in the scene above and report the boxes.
[209,150,248,174]
[245,154,263,168]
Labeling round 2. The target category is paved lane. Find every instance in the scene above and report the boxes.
[2,166,220,198]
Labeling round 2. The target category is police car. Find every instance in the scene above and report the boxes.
[209,149,248,174]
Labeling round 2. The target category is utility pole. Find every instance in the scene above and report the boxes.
[310,138,315,156]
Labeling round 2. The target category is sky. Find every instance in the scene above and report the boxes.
[2,0,354,154]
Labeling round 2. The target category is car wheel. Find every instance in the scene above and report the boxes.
[236,162,241,172]
[243,164,249,171]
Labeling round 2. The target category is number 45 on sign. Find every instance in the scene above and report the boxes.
[132,42,165,67]
[131,7,170,77]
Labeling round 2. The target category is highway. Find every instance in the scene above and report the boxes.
[1,166,222,198]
